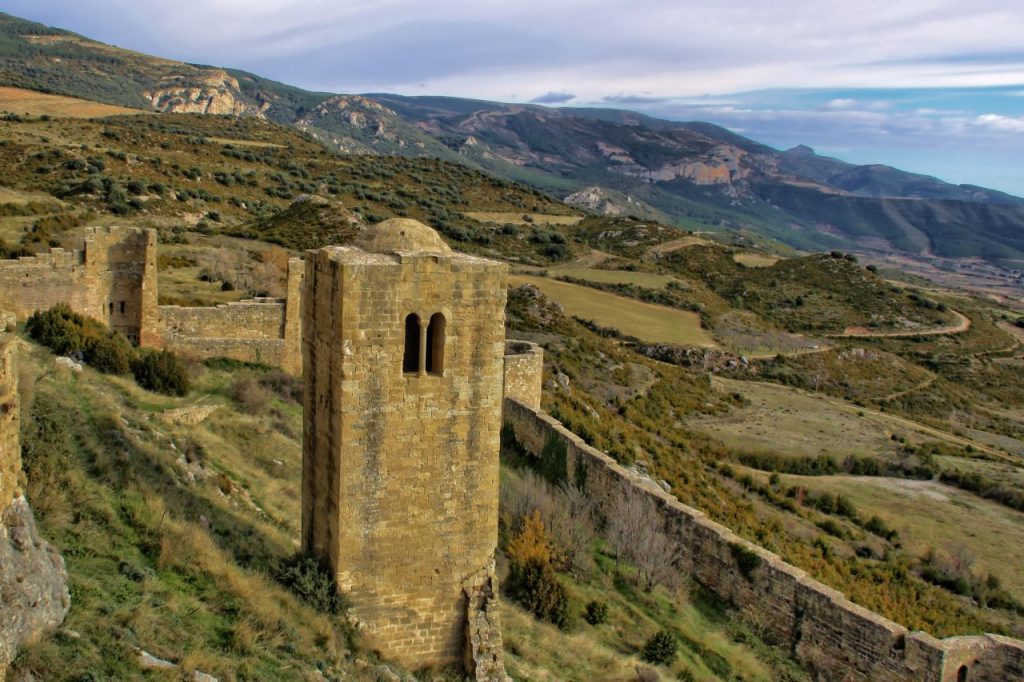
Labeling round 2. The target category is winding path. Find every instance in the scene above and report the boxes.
[831,309,971,339]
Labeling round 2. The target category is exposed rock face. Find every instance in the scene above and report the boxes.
[143,72,268,117]
[563,186,629,216]
[0,497,70,680]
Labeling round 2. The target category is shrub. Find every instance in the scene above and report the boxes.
[260,371,304,404]
[272,553,346,615]
[84,332,133,374]
[506,512,572,628]
[131,349,190,396]
[26,304,87,355]
[641,629,678,665]
[584,600,608,625]
[229,376,272,413]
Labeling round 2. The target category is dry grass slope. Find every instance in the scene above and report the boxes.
[509,274,716,346]
[0,86,144,118]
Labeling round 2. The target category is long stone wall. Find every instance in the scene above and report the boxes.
[502,397,1024,682]
[159,299,288,366]
[156,257,304,373]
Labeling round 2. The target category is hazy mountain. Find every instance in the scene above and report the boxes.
[2,11,1023,262]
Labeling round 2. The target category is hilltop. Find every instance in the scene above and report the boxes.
[2,12,1024,268]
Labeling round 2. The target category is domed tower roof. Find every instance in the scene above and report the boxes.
[354,218,451,255]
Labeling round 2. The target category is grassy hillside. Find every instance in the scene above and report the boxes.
[3,11,1024,264]
[0,112,579,268]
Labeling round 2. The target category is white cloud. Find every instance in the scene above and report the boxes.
[823,98,857,109]
[975,113,1024,132]
[10,0,1024,97]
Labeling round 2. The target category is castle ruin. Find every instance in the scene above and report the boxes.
[0,223,1023,680]
[301,220,508,673]
[0,227,305,373]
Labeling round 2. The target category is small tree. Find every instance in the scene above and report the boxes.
[641,629,678,665]
[608,488,683,590]
[506,511,572,629]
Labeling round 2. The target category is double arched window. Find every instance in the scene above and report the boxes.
[402,312,446,376]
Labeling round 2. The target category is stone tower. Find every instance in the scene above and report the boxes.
[301,219,508,670]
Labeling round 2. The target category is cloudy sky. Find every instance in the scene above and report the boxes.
[9,0,1024,194]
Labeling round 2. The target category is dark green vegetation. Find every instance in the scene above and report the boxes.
[27,304,189,394]
[3,11,1024,263]
[655,245,953,333]
[0,112,578,265]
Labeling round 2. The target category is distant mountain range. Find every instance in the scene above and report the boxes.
[2,11,1023,263]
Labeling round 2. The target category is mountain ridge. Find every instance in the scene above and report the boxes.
[1,11,1023,262]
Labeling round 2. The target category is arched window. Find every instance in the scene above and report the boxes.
[108,301,114,316]
[426,313,446,375]
[403,314,420,373]
[957,665,969,682]
[120,301,126,315]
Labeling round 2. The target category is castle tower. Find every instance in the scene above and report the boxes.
[301,219,508,669]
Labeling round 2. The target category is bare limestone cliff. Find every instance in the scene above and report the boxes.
[143,71,268,116]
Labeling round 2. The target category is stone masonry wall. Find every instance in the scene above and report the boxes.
[502,341,543,411]
[302,246,508,670]
[502,397,1024,682]
[0,227,158,345]
[0,333,23,514]
[157,257,305,373]
[0,227,304,373]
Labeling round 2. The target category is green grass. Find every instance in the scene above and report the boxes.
[774,473,1024,604]
[509,274,716,346]
[689,377,912,460]
[11,341,372,680]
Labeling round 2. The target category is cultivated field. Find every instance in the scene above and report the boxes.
[0,87,143,118]
[776,474,1024,603]
[509,274,716,346]
[465,211,582,226]
[644,236,709,255]
[207,137,285,149]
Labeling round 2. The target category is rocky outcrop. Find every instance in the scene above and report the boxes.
[0,497,70,680]
[563,186,630,216]
[609,145,749,186]
[0,329,69,679]
[143,71,268,117]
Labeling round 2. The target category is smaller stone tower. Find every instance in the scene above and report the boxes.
[301,219,508,671]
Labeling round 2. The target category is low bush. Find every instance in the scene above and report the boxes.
[131,349,190,396]
[584,600,608,625]
[641,629,678,665]
[27,304,132,374]
[272,553,346,615]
